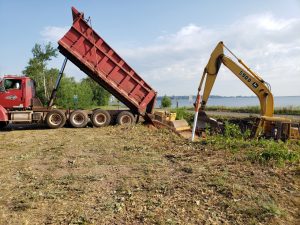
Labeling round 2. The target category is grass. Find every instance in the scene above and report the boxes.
[187,105,300,115]
[239,200,284,222]
[262,201,284,217]
[0,125,299,224]
[206,122,300,166]
[169,107,300,166]
[171,107,194,124]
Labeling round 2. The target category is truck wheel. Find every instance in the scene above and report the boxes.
[69,110,88,128]
[91,109,111,127]
[46,110,66,129]
[117,111,135,125]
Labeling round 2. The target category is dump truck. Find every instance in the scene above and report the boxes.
[0,7,157,129]
[0,7,191,135]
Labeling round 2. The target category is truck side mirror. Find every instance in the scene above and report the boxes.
[0,85,5,92]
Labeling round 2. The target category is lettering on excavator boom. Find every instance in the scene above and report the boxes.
[239,71,259,88]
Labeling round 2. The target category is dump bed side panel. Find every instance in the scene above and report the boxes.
[58,7,156,115]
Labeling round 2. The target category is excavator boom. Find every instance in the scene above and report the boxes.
[200,41,274,117]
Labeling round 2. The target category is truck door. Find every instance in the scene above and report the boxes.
[0,78,24,109]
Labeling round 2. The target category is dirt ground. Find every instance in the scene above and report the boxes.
[0,125,299,224]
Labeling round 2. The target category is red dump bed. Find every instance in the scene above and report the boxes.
[58,7,157,115]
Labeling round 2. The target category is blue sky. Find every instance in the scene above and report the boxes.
[1,0,300,96]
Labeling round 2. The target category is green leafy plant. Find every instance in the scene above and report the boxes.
[161,95,172,108]
[207,122,300,166]
[248,140,299,165]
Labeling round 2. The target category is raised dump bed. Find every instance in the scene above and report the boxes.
[58,7,157,116]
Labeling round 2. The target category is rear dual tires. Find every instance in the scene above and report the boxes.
[91,110,135,127]
[46,110,66,129]
[116,111,135,126]
[69,110,88,128]
[91,109,111,127]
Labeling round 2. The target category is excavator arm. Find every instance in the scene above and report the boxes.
[199,41,274,117]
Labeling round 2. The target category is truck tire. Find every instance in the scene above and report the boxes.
[117,111,135,125]
[91,109,111,127]
[46,110,66,129]
[69,110,88,128]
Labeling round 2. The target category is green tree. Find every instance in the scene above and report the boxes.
[161,95,172,108]
[55,77,94,109]
[23,43,58,104]
[81,77,111,106]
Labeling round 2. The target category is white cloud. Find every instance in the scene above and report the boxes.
[40,26,69,42]
[248,13,297,31]
[118,13,300,96]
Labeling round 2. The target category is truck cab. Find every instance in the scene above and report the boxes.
[0,75,36,110]
[0,75,44,128]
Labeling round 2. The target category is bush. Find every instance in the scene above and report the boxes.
[161,95,172,108]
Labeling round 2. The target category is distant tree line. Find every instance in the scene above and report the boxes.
[23,43,111,108]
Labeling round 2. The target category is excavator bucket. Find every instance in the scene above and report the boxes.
[149,111,195,139]
[197,110,222,133]
[168,119,190,132]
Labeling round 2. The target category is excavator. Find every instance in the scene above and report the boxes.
[191,41,300,141]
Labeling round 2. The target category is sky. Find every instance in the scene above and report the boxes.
[0,0,299,96]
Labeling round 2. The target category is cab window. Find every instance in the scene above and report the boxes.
[4,79,21,90]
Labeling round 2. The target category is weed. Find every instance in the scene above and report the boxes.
[247,140,299,165]
[224,121,243,138]
[239,200,283,222]
[206,121,300,165]
[262,201,283,217]
[171,107,194,124]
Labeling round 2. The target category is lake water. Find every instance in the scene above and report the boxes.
[155,96,300,108]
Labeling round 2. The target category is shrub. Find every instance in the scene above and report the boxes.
[161,95,172,108]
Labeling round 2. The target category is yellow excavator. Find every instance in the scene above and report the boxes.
[192,41,300,141]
